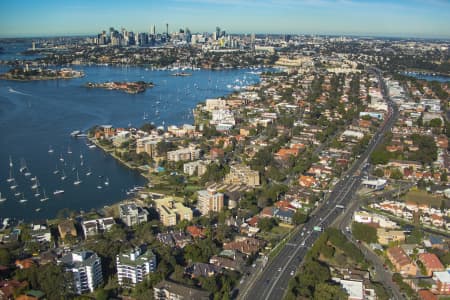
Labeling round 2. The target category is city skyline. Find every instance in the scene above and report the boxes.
[0,0,449,39]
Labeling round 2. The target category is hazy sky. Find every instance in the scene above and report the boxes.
[0,0,449,38]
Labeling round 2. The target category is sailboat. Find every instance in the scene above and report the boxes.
[143,112,149,120]
[31,178,40,189]
[7,167,14,183]
[86,167,92,176]
[7,156,15,183]
[24,170,32,177]
[19,193,27,203]
[19,158,27,173]
[53,164,60,174]
[67,146,72,154]
[59,153,64,162]
[10,179,18,190]
[40,189,49,202]
[30,176,37,181]
[74,171,82,185]
[14,191,21,197]
[104,177,110,186]
[61,170,67,181]
[0,193,6,203]
[34,187,41,197]
[48,145,54,153]
[53,189,64,195]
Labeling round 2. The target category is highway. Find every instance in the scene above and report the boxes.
[240,69,399,300]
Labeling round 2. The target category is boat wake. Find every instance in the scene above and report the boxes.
[8,87,31,96]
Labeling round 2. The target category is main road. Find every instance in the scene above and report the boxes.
[240,69,399,300]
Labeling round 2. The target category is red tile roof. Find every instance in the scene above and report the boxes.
[419,253,444,272]
[418,289,437,300]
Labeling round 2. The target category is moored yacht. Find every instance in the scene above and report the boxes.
[40,189,49,202]
[74,171,82,185]
[53,189,64,195]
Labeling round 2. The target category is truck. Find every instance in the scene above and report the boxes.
[336,204,345,209]
[313,226,322,232]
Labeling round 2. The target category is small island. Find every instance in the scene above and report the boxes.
[85,81,154,94]
[0,67,84,81]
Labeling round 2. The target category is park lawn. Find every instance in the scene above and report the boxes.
[401,190,443,208]
[185,185,201,192]
[258,225,291,245]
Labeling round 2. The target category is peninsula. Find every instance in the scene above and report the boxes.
[84,81,154,94]
[0,67,84,81]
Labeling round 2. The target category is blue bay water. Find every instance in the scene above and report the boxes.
[0,64,261,221]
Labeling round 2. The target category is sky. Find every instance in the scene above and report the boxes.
[0,0,449,38]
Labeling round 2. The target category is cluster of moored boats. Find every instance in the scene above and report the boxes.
[4,156,50,210]
[2,144,110,212]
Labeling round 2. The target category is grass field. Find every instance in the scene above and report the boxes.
[401,189,443,208]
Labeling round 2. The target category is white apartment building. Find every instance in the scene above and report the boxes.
[59,250,103,294]
[117,246,157,286]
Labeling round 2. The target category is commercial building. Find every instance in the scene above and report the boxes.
[154,197,193,226]
[116,246,157,287]
[197,188,224,215]
[59,250,103,294]
[119,203,149,227]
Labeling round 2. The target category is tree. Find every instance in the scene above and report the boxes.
[258,217,278,232]
[370,149,389,165]
[0,248,11,265]
[351,222,377,244]
[390,168,403,180]
[292,211,308,225]
[140,123,156,132]
[313,283,348,300]
[429,118,442,128]
[373,168,384,177]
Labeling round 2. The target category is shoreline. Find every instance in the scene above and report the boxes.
[0,74,84,81]
[88,137,152,181]
[0,66,260,224]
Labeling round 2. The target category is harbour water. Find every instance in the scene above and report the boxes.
[0,64,262,221]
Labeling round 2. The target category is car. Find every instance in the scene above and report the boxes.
[290,270,295,276]
[301,241,305,246]
[252,263,256,268]
[278,267,282,272]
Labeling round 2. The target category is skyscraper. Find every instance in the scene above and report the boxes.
[151,24,156,35]
[216,26,221,39]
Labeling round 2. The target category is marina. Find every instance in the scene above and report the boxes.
[0,62,262,221]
